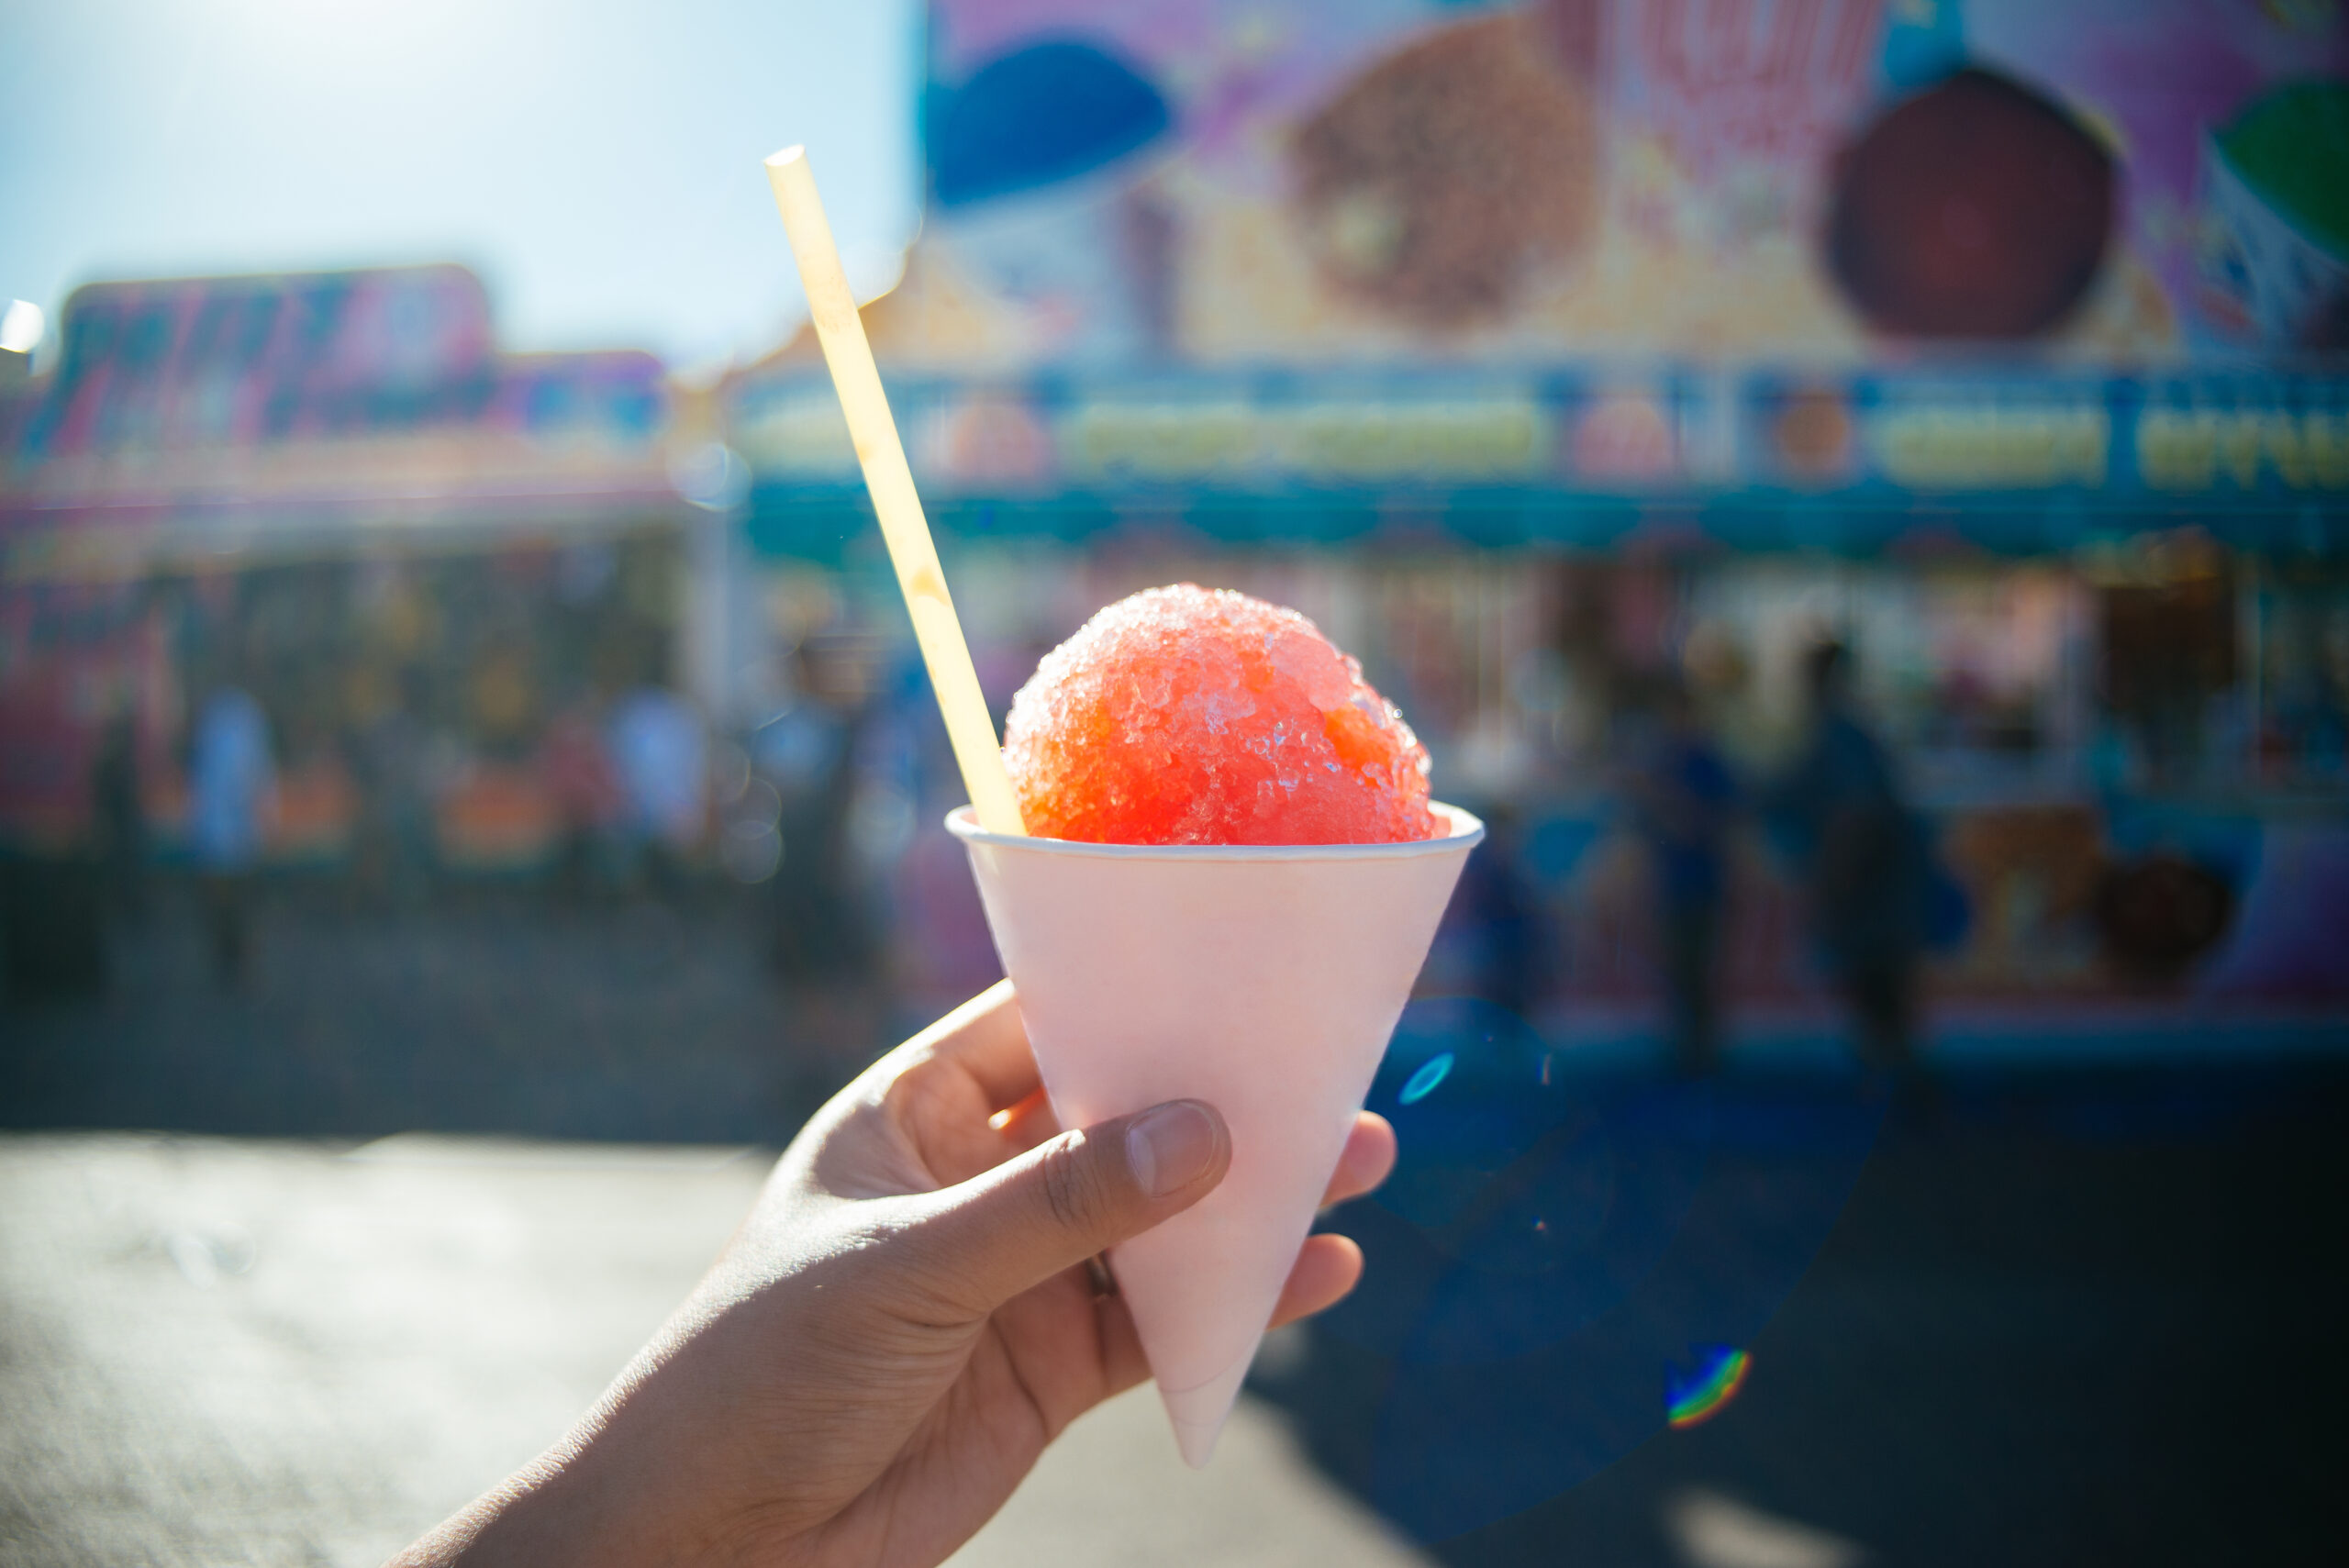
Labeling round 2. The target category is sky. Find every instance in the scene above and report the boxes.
[0,0,923,376]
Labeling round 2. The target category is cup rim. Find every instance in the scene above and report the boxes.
[946,801,1485,862]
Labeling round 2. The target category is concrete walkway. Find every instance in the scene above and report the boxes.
[0,1132,1428,1568]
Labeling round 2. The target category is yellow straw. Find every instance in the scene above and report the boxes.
[763,145,1027,837]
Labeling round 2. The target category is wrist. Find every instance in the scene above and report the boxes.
[399,1429,807,1568]
[388,1454,576,1568]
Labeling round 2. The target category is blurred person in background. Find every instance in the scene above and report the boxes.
[346,666,434,907]
[1442,800,1542,1019]
[1766,639,1930,1076]
[188,674,277,988]
[540,685,623,905]
[1624,671,1739,1075]
[606,666,707,897]
[89,691,147,926]
[754,639,876,991]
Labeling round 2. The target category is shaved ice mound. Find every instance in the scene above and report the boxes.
[1004,584,1442,845]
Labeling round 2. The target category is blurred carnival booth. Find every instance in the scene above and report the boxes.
[720,0,2349,1018]
[0,263,695,979]
[5,0,2343,1024]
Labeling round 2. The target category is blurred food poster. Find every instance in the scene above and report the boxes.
[918,0,2349,365]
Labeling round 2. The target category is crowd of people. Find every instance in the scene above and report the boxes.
[39,648,888,1005]
[1615,636,1949,1081]
[24,593,1954,1081]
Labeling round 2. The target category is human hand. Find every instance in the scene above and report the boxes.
[395,980,1397,1568]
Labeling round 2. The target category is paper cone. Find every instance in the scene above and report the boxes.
[951,804,1482,1465]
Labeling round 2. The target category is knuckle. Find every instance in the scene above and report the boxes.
[1036,1132,1107,1236]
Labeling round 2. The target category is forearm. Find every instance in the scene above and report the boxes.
[390,1339,803,1568]
[392,1448,612,1568]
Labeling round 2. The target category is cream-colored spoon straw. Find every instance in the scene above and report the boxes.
[764,145,1026,836]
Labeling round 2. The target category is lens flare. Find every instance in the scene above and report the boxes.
[1398,1051,1454,1106]
[1666,1346,1752,1429]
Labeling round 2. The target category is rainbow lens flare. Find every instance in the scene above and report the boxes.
[1666,1347,1752,1429]
[1398,1051,1454,1106]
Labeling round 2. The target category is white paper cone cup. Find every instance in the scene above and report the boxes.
[950,804,1483,1465]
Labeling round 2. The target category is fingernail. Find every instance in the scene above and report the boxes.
[1127,1101,1219,1197]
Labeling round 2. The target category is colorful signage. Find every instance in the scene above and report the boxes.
[913,0,2349,367]
[733,368,2349,502]
[1,267,677,577]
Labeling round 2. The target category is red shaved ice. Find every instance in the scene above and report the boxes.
[1003,584,1442,846]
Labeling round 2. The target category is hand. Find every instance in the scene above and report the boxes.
[395,980,1397,1568]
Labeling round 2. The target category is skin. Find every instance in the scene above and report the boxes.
[395,981,1397,1568]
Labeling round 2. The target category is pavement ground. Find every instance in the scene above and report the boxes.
[3,889,2344,1565]
[0,1132,1429,1568]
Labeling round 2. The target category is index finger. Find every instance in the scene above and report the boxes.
[1321,1112,1396,1207]
[904,979,1041,1113]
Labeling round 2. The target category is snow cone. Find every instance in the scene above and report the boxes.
[952,585,1480,1464]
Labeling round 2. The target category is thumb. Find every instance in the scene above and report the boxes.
[907,1100,1230,1316]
